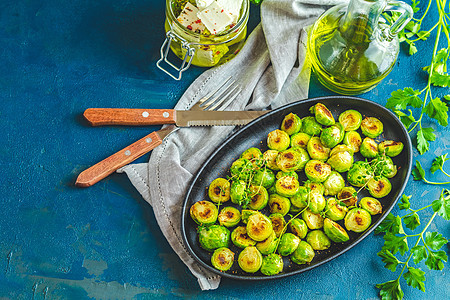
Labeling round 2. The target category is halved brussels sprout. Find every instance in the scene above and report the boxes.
[290,132,311,149]
[343,131,362,153]
[256,232,278,255]
[278,233,301,256]
[281,113,302,135]
[360,197,383,215]
[269,213,287,237]
[241,209,257,224]
[310,103,335,126]
[367,176,392,198]
[290,186,309,210]
[337,186,358,207]
[327,150,354,173]
[289,204,303,214]
[347,161,371,187]
[308,192,326,214]
[301,116,322,136]
[330,144,354,156]
[230,180,248,205]
[267,129,290,151]
[231,226,257,248]
[276,171,299,180]
[289,218,308,239]
[248,186,269,210]
[306,230,331,250]
[336,123,345,143]
[323,171,345,196]
[260,253,284,276]
[345,208,372,232]
[360,137,379,158]
[361,117,383,138]
[247,212,274,241]
[373,155,398,178]
[269,194,291,216]
[211,247,235,271]
[276,148,308,172]
[302,209,324,229]
[238,246,263,273]
[252,169,276,189]
[230,158,251,177]
[305,181,325,195]
[263,150,280,171]
[190,200,219,225]
[208,178,231,203]
[218,206,241,227]
[307,137,331,161]
[290,241,315,265]
[320,125,342,148]
[275,175,300,197]
[292,147,310,171]
[305,160,332,183]
[198,225,230,251]
[323,218,350,243]
[378,140,404,157]
[241,147,263,163]
[325,197,348,221]
[339,109,362,131]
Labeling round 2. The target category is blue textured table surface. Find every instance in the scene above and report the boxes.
[1,1,449,299]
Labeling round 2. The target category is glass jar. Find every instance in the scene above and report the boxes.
[157,0,249,80]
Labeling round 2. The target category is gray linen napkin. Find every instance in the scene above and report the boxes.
[118,0,344,290]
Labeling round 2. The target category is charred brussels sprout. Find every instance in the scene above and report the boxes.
[320,125,342,148]
[275,176,300,197]
[378,140,404,157]
[198,225,230,251]
[293,147,310,171]
[361,117,383,138]
[323,218,350,243]
[308,192,326,214]
[360,197,383,215]
[302,209,324,229]
[281,113,302,135]
[190,201,218,225]
[345,208,372,232]
[290,241,315,264]
[307,137,331,161]
[247,212,274,241]
[231,226,257,248]
[306,230,331,250]
[374,155,397,178]
[248,186,269,210]
[241,147,263,163]
[208,178,231,203]
[310,103,335,126]
[241,209,257,224]
[269,213,286,237]
[276,171,299,180]
[339,109,362,131]
[337,186,358,207]
[276,148,308,172]
[301,116,322,136]
[325,198,348,221]
[218,206,241,227]
[269,194,291,216]
[238,246,263,273]
[256,232,278,255]
[261,253,284,276]
[305,160,332,183]
[289,218,308,239]
[211,247,235,271]
[343,131,362,153]
[360,137,379,158]
[347,161,371,187]
[267,129,290,151]
[367,177,392,198]
[305,181,325,195]
[330,144,354,156]
[230,180,248,205]
[263,150,280,171]
[327,150,354,173]
[290,186,309,210]
[278,233,301,256]
[252,169,276,189]
[290,132,311,149]
[323,171,345,196]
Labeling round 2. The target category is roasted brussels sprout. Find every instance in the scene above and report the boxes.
[208,178,231,203]
[276,171,299,180]
[269,194,291,216]
[198,225,230,251]
[343,131,362,153]
[323,218,350,243]
[275,175,300,197]
[241,147,263,163]
[330,144,354,156]
[269,213,287,237]
[256,232,278,255]
[290,241,315,264]
[337,186,358,207]
[347,161,371,187]
[238,246,263,273]
[211,247,235,271]
[252,169,276,189]
[306,230,331,250]
[327,150,354,173]
[289,204,303,214]
[336,123,345,143]
[367,176,392,198]
[292,147,310,171]
[308,192,326,214]
[276,148,309,172]
[218,206,241,227]
[241,209,257,224]
[190,201,218,225]
[339,109,362,131]
[323,171,345,196]
[231,226,257,248]
[325,197,348,221]
[260,253,284,276]
[305,160,332,183]
[290,186,309,210]
[320,125,342,148]
[248,186,269,210]
[310,103,335,126]
[360,197,383,215]
[345,208,372,232]
[289,218,308,239]
[373,155,397,178]
[281,113,302,135]
[278,233,301,256]
[307,137,331,161]
[263,150,280,171]
[230,158,251,177]
[361,117,383,138]
[302,209,324,229]
[378,140,404,157]
[230,180,248,205]
[290,132,311,149]
[301,116,322,136]
[360,137,379,158]
[247,212,274,241]
[305,181,325,195]
[267,129,290,151]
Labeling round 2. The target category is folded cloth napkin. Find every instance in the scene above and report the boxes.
[118,0,344,290]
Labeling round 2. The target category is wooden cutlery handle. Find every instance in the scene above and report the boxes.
[84,108,176,126]
[75,131,163,187]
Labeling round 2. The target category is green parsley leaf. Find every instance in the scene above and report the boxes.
[386,88,423,110]
[411,245,428,264]
[408,42,418,55]
[430,154,448,173]
[424,97,449,126]
[444,95,450,101]
[378,249,401,272]
[404,212,421,230]
[395,110,416,129]
[403,267,426,292]
[425,250,448,270]
[376,279,404,300]
[431,73,450,87]
[375,213,404,235]
[425,232,448,250]
[382,232,409,255]
[399,195,411,210]
[432,191,450,220]
[412,160,425,181]
[416,127,436,155]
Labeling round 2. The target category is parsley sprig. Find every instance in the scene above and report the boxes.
[412,153,450,184]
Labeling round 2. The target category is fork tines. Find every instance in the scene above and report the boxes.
[198,77,242,111]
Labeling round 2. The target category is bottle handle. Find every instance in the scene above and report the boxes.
[385,1,414,37]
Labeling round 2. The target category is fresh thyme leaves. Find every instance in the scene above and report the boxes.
[412,153,450,184]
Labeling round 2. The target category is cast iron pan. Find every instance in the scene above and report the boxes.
[181,96,413,280]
